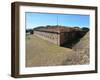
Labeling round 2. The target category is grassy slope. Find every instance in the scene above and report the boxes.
[26,32,89,67]
[73,32,89,49]
[26,35,75,67]
[72,32,89,64]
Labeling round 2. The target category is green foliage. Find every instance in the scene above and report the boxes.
[81,27,89,32]
[26,29,33,34]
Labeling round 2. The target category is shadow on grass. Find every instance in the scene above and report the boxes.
[61,32,89,48]
[61,38,81,48]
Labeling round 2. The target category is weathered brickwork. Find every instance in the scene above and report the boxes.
[34,31,60,45]
[33,26,85,46]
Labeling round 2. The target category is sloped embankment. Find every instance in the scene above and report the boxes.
[61,32,89,65]
[26,32,89,67]
[72,32,90,64]
[73,32,89,49]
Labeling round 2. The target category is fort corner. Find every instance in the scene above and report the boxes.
[33,26,87,46]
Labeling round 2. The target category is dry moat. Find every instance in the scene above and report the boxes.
[26,26,89,67]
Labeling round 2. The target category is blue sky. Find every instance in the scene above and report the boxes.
[25,12,90,29]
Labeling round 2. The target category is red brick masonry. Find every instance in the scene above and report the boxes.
[34,26,85,46]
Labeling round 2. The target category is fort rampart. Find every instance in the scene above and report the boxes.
[33,26,86,46]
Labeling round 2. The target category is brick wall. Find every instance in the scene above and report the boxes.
[33,29,86,46]
[34,30,60,46]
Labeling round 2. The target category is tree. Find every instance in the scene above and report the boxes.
[81,27,89,32]
[26,29,33,34]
